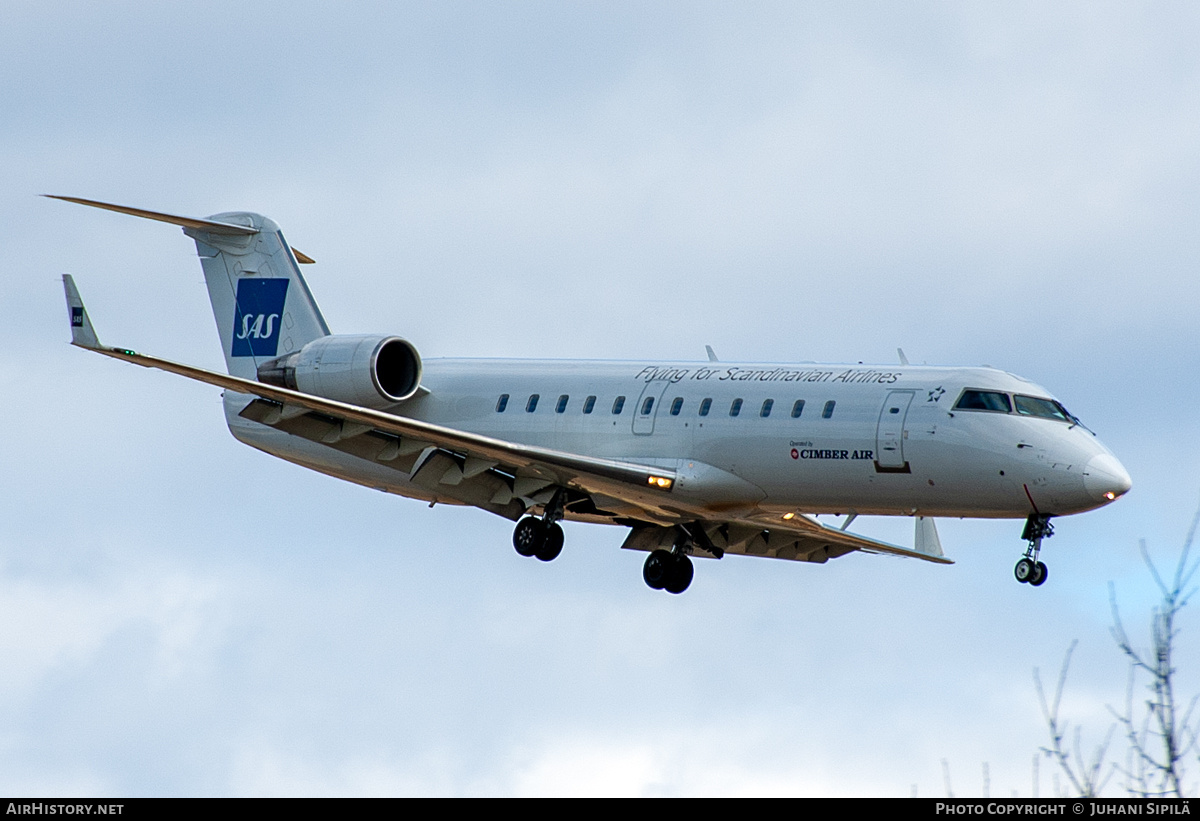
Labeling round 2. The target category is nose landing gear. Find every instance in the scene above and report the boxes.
[1014,514,1053,587]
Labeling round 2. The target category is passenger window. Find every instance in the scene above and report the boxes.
[791,399,805,418]
[699,398,712,417]
[640,396,655,415]
[583,395,596,414]
[760,399,773,418]
[556,394,569,414]
[954,390,1012,413]
[670,397,684,416]
[730,398,743,417]
[612,396,625,415]
[526,394,539,413]
[496,394,509,413]
[822,400,835,419]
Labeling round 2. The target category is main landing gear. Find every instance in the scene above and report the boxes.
[643,549,693,594]
[642,523,719,595]
[1014,514,1053,587]
[512,489,566,563]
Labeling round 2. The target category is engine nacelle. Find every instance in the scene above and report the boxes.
[257,334,423,408]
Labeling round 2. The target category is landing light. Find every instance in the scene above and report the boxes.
[1104,491,1116,501]
[782,512,796,520]
[648,476,673,490]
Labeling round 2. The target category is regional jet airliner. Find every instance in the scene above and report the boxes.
[53,196,1132,594]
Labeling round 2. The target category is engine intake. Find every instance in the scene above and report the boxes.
[258,334,423,408]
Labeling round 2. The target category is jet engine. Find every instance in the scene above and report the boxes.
[257,334,422,408]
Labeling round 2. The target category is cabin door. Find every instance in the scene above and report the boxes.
[632,380,672,435]
[875,390,915,470]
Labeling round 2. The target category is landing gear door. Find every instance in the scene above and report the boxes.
[875,390,915,471]
[633,379,672,435]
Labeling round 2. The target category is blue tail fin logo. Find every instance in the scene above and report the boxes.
[231,278,289,357]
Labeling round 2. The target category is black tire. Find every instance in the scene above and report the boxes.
[1029,561,1049,587]
[643,549,672,590]
[513,517,545,557]
[535,522,564,562]
[663,554,694,594]
[1014,557,1036,584]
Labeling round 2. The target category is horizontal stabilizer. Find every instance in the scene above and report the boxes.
[45,195,258,236]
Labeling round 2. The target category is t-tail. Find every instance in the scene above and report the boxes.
[47,196,331,380]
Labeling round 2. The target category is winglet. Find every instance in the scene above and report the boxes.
[705,345,719,362]
[62,274,101,349]
[914,516,944,559]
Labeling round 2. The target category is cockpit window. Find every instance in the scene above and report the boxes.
[1014,394,1070,422]
[954,390,1012,412]
[951,389,1082,426]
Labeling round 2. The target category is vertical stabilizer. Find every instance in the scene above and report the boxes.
[184,213,330,380]
[47,196,332,381]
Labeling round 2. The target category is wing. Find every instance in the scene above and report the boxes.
[62,275,681,521]
[620,510,952,565]
[63,275,951,566]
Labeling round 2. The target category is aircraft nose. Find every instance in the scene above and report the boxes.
[1084,453,1132,503]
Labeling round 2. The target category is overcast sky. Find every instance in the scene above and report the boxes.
[2,1,1199,796]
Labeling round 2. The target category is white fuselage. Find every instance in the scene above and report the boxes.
[228,357,1131,523]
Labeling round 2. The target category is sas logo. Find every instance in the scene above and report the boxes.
[231,278,289,357]
[71,307,84,327]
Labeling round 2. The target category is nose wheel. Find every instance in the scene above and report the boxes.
[1014,514,1053,587]
[1014,557,1048,586]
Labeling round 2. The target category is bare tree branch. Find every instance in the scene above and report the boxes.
[1035,640,1115,797]
[1039,505,1200,797]
[1104,510,1200,797]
